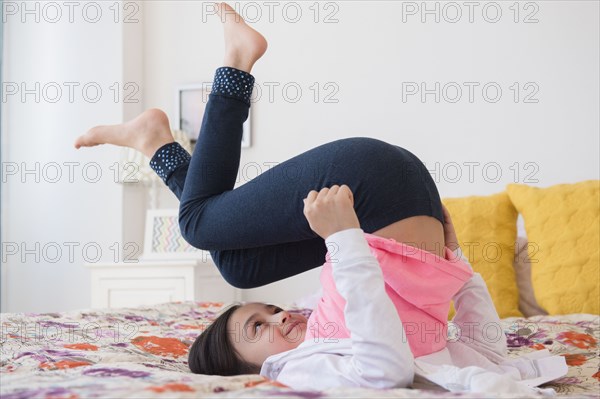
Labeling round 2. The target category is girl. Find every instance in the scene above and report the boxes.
[74,3,567,394]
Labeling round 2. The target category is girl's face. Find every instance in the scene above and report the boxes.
[228,302,307,369]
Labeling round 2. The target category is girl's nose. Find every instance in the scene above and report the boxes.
[271,310,290,325]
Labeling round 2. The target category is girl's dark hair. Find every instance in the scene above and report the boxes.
[188,304,261,376]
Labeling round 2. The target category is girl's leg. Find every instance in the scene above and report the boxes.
[76,111,446,290]
[75,3,447,288]
[154,131,446,288]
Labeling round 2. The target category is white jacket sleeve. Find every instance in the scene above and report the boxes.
[450,247,508,360]
[325,228,415,389]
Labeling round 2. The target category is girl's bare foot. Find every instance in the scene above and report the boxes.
[74,3,266,156]
[216,2,268,73]
[73,108,174,159]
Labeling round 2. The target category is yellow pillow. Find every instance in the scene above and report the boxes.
[506,180,600,315]
[443,192,522,319]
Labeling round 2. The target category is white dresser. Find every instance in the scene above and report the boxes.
[85,258,241,309]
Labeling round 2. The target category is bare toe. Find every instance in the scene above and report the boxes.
[74,108,174,159]
[74,127,106,149]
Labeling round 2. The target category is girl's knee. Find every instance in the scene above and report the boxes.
[178,204,213,250]
[210,251,260,289]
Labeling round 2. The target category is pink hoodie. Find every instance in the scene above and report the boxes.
[305,232,474,357]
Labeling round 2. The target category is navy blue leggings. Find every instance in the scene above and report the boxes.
[150,67,445,289]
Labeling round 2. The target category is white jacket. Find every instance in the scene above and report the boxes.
[260,229,568,395]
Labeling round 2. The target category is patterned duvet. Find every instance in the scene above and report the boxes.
[1,301,598,398]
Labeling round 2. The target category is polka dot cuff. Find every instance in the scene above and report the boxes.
[211,66,255,105]
[149,142,191,184]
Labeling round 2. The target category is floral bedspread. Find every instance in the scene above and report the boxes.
[1,301,598,398]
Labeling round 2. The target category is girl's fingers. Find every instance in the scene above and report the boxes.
[328,185,340,197]
[339,185,354,203]
[340,184,352,196]
[304,190,318,204]
[306,185,349,204]
[316,187,330,201]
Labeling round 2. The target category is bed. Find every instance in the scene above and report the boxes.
[2,181,598,398]
[1,300,598,399]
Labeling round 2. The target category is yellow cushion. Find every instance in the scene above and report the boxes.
[443,192,522,319]
[506,180,600,315]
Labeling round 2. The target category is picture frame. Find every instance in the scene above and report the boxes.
[140,208,211,261]
[175,83,251,148]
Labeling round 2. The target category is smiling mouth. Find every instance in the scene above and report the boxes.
[285,321,300,336]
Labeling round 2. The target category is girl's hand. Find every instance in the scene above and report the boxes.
[441,203,460,251]
[303,185,360,240]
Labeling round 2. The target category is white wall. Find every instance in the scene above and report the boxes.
[2,1,598,311]
[1,1,140,312]
[1,4,5,312]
